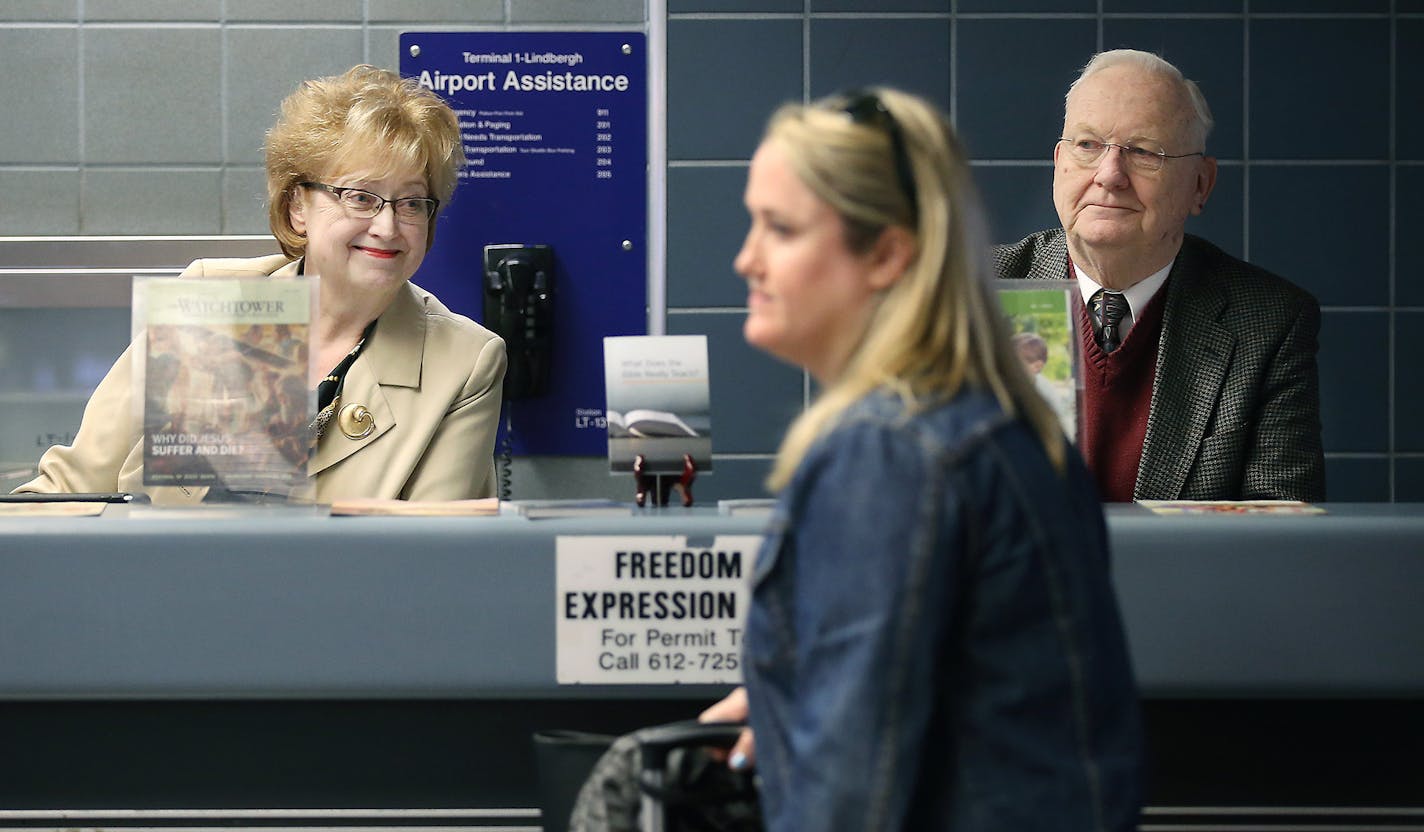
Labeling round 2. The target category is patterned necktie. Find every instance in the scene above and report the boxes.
[1092,290,1129,354]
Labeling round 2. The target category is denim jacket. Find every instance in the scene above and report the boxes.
[743,388,1143,831]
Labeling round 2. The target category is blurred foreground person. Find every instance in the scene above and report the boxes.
[703,87,1143,832]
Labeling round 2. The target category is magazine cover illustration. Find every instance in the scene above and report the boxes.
[133,277,316,497]
[603,335,712,473]
[998,280,1080,441]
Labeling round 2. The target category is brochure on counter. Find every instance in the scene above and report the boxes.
[0,502,107,517]
[603,335,713,474]
[330,497,500,517]
[132,276,317,502]
[717,498,776,516]
[507,499,632,519]
[998,281,1081,442]
[1138,500,1326,516]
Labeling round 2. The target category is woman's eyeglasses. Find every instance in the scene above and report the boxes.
[299,182,439,224]
[840,90,918,220]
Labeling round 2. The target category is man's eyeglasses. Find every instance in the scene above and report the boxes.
[840,90,918,219]
[1057,138,1204,173]
[298,182,439,224]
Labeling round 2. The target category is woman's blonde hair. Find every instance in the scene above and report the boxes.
[763,87,1066,490]
[264,64,465,259]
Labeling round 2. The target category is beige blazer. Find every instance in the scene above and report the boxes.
[16,255,507,504]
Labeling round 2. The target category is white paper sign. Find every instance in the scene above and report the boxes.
[557,535,761,684]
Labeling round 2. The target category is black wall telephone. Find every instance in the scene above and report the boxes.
[482,243,555,400]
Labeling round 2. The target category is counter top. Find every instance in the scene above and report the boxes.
[2,503,1421,700]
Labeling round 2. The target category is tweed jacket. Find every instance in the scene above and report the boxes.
[993,229,1325,502]
[16,255,506,504]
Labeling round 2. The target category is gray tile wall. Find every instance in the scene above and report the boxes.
[1,1,1419,501]
[0,1,641,236]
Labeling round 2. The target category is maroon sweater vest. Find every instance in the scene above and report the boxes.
[1078,288,1166,502]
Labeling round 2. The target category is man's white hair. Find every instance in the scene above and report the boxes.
[1066,49,1214,151]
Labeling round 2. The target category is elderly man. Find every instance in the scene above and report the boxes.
[994,49,1325,503]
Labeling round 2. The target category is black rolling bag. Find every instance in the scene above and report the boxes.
[563,720,762,832]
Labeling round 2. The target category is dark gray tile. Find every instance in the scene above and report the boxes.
[1103,18,1244,161]
[668,166,751,308]
[1187,163,1242,260]
[85,27,222,163]
[1398,458,1424,502]
[972,164,1057,246]
[1318,310,1389,454]
[1248,165,1388,307]
[0,28,78,163]
[813,0,949,10]
[225,0,363,21]
[1399,20,1424,161]
[1322,457,1389,502]
[1251,0,1386,9]
[808,18,950,114]
[222,168,270,235]
[0,1,76,20]
[1250,19,1388,160]
[667,311,804,455]
[83,169,222,234]
[86,0,218,20]
[510,456,628,501]
[1105,0,1239,9]
[368,0,503,21]
[0,170,80,234]
[1399,167,1424,308]
[958,0,1090,9]
[1401,0,1424,11]
[670,0,800,10]
[698,456,775,502]
[511,0,643,23]
[225,27,365,164]
[668,19,802,160]
[1397,311,1424,452]
[956,19,1096,161]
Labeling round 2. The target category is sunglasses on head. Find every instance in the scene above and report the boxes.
[839,89,919,221]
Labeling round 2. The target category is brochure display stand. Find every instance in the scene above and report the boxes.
[604,335,711,506]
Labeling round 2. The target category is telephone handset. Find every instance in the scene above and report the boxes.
[482,243,555,400]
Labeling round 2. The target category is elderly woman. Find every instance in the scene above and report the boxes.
[16,65,505,503]
[700,89,1144,830]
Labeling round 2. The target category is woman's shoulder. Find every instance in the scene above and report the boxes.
[814,388,1013,468]
[402,282,501,347]
[180,254,296,277]
[840,387,1005,437]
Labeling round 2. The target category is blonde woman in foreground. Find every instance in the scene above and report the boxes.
[701,88,1143,831]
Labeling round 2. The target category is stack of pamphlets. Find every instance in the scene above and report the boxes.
[508,499,632,519]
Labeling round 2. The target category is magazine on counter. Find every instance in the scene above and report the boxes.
[998,280,1081,441]
[717,498,777,516]
[603,335,713,474]
[1138,500,1326,516]
[132,276,317,500]
[330,497,500,517]
[507,498,632,519]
